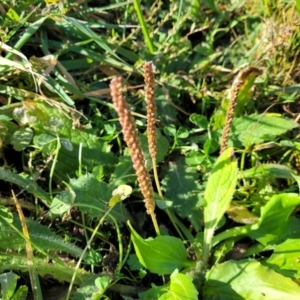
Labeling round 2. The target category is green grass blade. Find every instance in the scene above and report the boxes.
[6,16,48,60]
[64,16,124,61]
[296,0,300,15]
[133,0,154,54]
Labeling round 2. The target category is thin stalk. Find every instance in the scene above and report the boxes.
[109,215,123,270]
[77,142,82,177]
[66,206,115,300]
[144,61,191,240]
[150,212,160,235]
[119,234,132,270]
[152,158,162,196]
[240,149,246,171]
[49,135,61,199]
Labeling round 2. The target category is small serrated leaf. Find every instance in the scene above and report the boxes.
[21,100,116,180]
[190,113,208,129]
[33,133,57,153]
[0,207,13,224]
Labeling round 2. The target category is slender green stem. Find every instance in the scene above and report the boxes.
[77,142,82,177]
[240,149,246,170]
[152,158,191,241]
[80,212,90,250]
[263,0,271,16]
[119,236,132,270]
[110,215,123,270]
[150,211,160,235]
[6,14,46,59]
[29,268,43,300]
[133,0,154,54]
[167,209,193,242]
[49,135,61,199]
[152,158,186,239]
[175,0,183,32]
[152,158,162,198]
[66,206,115,300]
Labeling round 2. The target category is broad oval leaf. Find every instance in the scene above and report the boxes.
[203,260,300,300]
[249,193,300,245]
[128,222,195,275]
[159,271,198,300]
[0,272,19,299]
[241,163,295,179]
[266,237,300,279]
[231,114,297,147]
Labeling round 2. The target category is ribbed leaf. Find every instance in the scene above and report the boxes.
[204,260,300,300]
[249,193,300,245]
[0,252,88,284]
[129,222,194,275]
[231,114,297,147]
[0,214,83,257]
[203,148,238,263]
[204,148,238,240]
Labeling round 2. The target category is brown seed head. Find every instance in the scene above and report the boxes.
[220,66,262,153]
[144,62,157,159]
[110,77,155,215]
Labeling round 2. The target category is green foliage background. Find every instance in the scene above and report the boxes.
[0,0,300,299]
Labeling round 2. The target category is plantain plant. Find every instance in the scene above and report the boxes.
[108,65,300,299]
[1,1,300,299]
